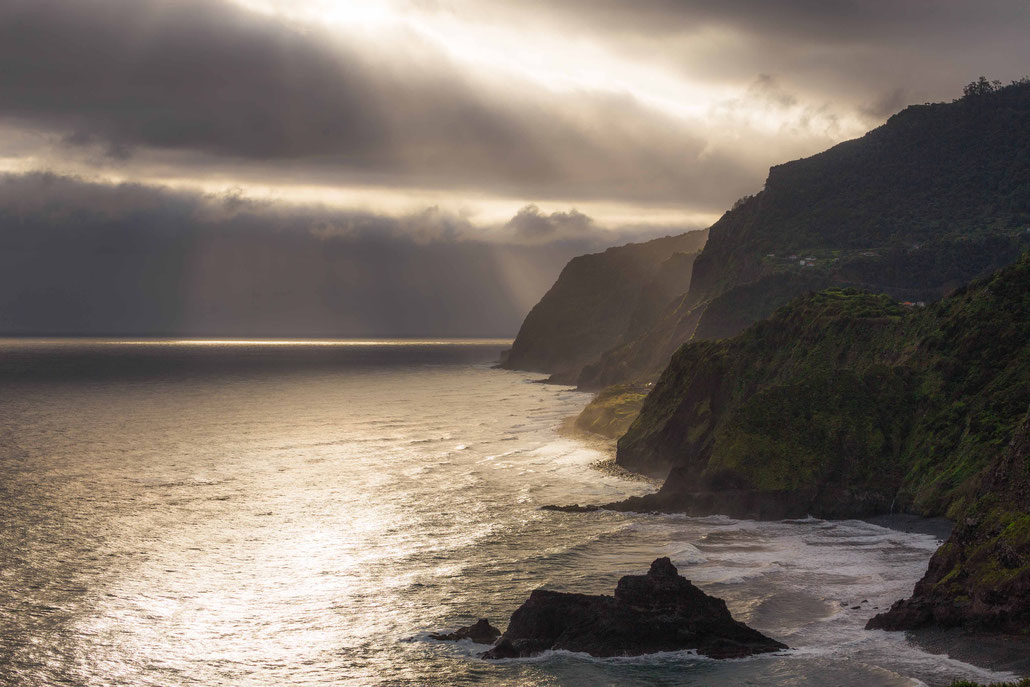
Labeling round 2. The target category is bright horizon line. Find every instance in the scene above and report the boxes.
[0,337,514,347]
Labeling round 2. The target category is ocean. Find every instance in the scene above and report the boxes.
[0,339,1019,686]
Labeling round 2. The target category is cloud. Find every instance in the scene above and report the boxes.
[437,0,1030,115]
[3,0,1023,336]
[0,0,761,209]
[0,172,693,336]
[1,0,1026,233]
[860,88,912,120]
[504,205,593,242]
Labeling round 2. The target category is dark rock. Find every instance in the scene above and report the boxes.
[539,504,600,513]
[430,618,501,643]
[480,557,787,660]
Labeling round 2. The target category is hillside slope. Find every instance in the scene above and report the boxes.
[614,250,1030,524]
[501,230,707,383]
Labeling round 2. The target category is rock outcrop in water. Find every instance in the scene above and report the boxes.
[430,618,501,643]
[480,558,786,660]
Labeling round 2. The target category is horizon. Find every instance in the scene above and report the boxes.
[0,336,513,345]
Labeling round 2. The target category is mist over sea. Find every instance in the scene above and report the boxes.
[0,340,1016,686]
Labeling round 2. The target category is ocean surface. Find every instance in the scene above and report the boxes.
[0,339,1020,686]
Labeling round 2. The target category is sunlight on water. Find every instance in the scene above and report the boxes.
[0,340,1017,686]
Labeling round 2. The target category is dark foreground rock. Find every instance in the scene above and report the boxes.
[430,619,501,643]
[480,557,786,660]
[539,504,600,513]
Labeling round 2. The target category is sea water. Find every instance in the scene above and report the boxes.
[0,340,1018,686]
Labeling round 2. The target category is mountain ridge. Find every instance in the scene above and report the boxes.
[582,80,1030,388]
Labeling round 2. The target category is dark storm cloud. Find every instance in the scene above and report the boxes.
[2,0,1026,217]
[0,0,383,159]
[0,173,692,336]
[0,0,756,207]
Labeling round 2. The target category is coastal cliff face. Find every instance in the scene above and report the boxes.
[615,251,1030,523]
[868,407,1030,634]
[579,82,1030,388]
[502,230,707,383]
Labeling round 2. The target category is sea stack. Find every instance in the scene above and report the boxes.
[481,557,787,660]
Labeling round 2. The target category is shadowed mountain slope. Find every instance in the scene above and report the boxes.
[501,230,707,383]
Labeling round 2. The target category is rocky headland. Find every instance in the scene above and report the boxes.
[614,250,1030,523]
[507,81,1030,396]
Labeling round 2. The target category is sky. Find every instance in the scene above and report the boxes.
[1,0,1028,336]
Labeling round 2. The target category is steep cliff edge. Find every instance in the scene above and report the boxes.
[501,230,707,383]
[868,406,1030,634]
[614,250,1030,523]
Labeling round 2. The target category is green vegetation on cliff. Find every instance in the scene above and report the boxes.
[868,404,1030,633]
[502,230,707,383]
[614,252,1030,633]
[617,251,1030,524]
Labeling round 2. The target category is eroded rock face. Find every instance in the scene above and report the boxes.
[480,558,786,660]
[430,618,501,643]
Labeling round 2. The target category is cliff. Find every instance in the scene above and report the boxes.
[868,406,1030,633]
[501,230,707,383]
[614,250,1030,524]
[580,80,1030,387]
